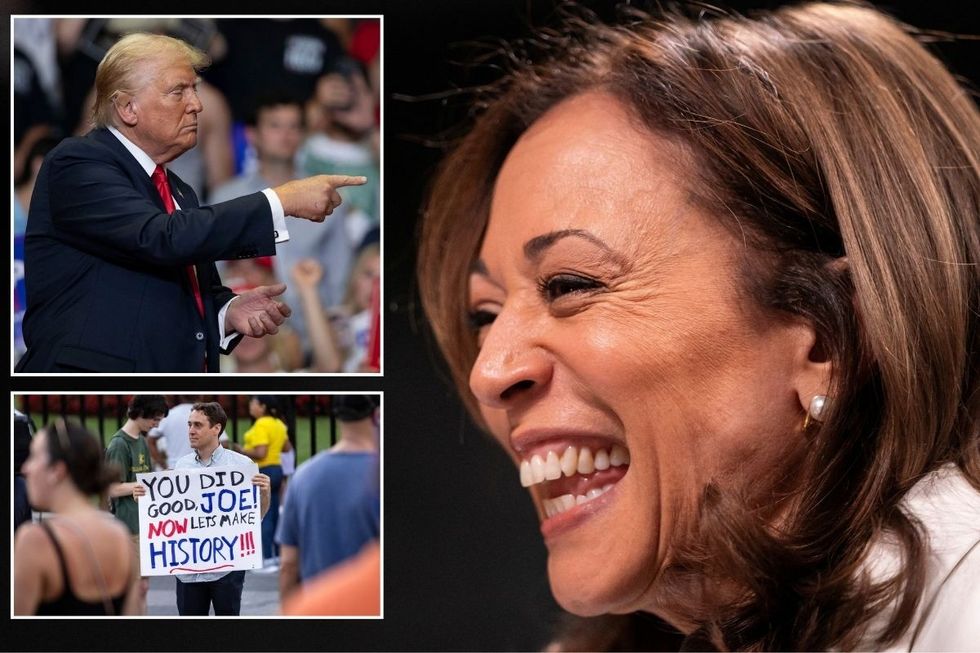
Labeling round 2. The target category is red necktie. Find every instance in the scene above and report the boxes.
[151,165,205,319]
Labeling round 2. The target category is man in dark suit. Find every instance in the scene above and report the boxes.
[16,33,365,373]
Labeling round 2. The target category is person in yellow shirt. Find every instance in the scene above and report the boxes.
[232,395,292,570]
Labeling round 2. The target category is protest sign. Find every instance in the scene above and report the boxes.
[136,466,262,576]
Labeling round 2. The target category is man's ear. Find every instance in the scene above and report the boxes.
[113,92,139,127]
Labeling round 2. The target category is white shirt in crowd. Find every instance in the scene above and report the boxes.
[148,403,195,469]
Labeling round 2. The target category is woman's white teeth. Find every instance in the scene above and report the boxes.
[560,446,578,476]
[530,454,545,484]
[594,449,610,471]
[520,460,533,487]
[543,484,615,518]
[544,451,562,480]
[609,445,628,467]
[519,444,629,488]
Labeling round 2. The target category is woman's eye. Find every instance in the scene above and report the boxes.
[539,274,603,301]
[468,309,497,330]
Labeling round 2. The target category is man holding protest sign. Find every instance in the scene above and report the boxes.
[134,401,270,616]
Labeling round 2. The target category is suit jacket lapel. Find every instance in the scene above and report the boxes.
[166,169,198,210]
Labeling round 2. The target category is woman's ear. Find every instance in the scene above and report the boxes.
[793,256,851,420]
[49,458,70,485]
[791,320,833,420]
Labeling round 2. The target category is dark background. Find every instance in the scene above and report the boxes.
[6,0,980,650]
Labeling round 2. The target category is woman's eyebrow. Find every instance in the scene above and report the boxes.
[523,229,628,267]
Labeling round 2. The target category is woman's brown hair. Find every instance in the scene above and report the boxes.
[417,2,980,649]
[45,420,120,496]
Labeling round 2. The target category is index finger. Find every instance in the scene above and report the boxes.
[325,174,368,188]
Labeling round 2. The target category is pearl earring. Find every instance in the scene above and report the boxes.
[802,394,827,430]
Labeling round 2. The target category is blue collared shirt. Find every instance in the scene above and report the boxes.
[173,445,258,583]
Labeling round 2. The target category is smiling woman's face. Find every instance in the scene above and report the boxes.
[467,92,821,619]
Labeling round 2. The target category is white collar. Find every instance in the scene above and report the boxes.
[860,464,980,649]
[194,443,225,467]
[107,126,158,176]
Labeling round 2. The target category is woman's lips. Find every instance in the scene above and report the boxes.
[539,479,622,539]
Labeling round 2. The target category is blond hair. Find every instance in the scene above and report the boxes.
[92,32,210,129]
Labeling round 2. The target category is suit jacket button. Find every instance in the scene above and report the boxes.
[195,332,205,341]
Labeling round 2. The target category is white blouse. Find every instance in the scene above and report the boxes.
[864,464,980,651]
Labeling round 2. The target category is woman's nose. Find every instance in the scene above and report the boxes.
[469,305,553,410]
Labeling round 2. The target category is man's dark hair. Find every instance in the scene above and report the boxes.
[127,395,169,420]
[191,401,228,434]
[245,90,304,127]
[332,395,378,422]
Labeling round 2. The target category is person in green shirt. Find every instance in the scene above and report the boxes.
[104,395,168,614]
[105,395,168,536]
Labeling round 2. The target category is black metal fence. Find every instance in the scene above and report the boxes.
[15,395,338,460]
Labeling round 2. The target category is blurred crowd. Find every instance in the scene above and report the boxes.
[13,18,381,373]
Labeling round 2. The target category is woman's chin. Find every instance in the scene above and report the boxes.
[550,582,615,617]
[539,477,665,617]
[547,556,653,617]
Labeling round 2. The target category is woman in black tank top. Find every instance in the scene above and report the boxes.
[14,420,138,615]
[34,520,129,616]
